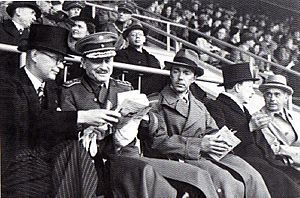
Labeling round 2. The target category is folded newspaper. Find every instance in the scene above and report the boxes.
[209,126,241,161]
[115,90,151,129]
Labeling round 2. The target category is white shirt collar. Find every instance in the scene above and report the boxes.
[222,92,245,112]
[24,67,44,92]
[12,20,24,32]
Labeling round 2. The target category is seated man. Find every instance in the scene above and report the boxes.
[206,63,300,197]
[61,32,220,198]
[145,49,270,198]
[114,22,167,95]
[0,24,104,197]
[250,74,300,173]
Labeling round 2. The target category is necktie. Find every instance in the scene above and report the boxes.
[243,106,251,121]
[37,85,45,106]
[97,84,108,105]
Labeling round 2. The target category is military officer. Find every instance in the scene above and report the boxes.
[60,32,220,198]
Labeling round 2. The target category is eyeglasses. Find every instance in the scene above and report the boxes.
[39,51,65,65]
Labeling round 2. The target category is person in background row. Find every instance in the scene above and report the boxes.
[144,49,271,198]
[114,22,167,95]
[250,75,300,173]
[58,1,85,30]
[206,63,300,197]
[104,1,136,50]
[0,1,40,76]
[0,24,104,197]
[63,11,96,82]
[35,0,56,25]
[61,32,219,198]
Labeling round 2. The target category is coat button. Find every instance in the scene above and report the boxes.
[94,98,97,102]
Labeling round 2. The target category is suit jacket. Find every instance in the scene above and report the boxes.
[0,19,29,75]
[114,45,168,95]
[147,86,218,160]
[206,93,265,157]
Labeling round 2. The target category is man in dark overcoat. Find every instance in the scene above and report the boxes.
[206,63,300,197]
[113,22,167,95]
[0,24,116,197]
[61,32,220,198]
[0,1,41,75]
[145,49,271,198]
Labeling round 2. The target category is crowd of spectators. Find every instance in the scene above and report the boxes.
[142,0,300,74]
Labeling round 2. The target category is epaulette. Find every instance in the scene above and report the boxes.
[63,78,81,87]
[114,79,132,87]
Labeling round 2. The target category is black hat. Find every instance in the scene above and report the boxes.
[218,63,259,86]
[63,1,85,11]
[71,10,95,26]
[18,24,69,56]
[122,22,147,38]
[199,25,211,33]
[6,1,41,18]
[165,49,204,76]
[75,32,118,58]
[118,1,136,14]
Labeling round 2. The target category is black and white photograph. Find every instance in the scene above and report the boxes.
[1,0,300,197]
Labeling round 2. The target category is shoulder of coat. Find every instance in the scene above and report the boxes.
[63,78,82,88]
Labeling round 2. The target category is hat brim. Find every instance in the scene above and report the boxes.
[18,45,71,57]
[164,61,204,76]
[7,3,41,18]
[259,84,293,95]
[118,7,133,14]
[218,78,259,86]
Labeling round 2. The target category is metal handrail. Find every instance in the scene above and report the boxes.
[0,43,221,84]
[85,1,300,78]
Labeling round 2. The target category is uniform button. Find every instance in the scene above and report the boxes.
[217,188,222,193]
[94,98,97,102]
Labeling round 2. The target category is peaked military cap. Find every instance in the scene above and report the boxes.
[63,1,85,11]
[75,32,118,58]
[6,1,41,18]
[118,1,136,14]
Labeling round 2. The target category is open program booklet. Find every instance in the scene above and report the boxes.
[209,126,241,161]
[115,90,151,129]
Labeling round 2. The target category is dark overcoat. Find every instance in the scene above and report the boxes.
[61,76,220,198]
[114,46,168,95]
[0,69,98,197]
[206,93,300,197]
[145,86,271,198]
[0,19,29,75]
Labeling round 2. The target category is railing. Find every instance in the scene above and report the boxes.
[85,1,300,79]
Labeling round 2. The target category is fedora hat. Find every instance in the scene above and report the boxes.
[218,62,259,86]
[18,24,70,56]
[259,75,293,95]
[122,22,147,38]
[164,49,204,76]
[6,1,41,18]
[75,32,118,59]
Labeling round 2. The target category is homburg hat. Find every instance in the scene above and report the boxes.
[18,24,70,56]
[164,49,204,76]
[218,62,259,86]
[6,1,41,18]
[75,32,118,59]
[259,75,293,95]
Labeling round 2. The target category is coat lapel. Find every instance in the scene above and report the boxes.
[183,94,205,133]
[218,94,246,118]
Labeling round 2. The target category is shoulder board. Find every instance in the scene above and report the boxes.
[114,79,132,87]
[63,78,81,87]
